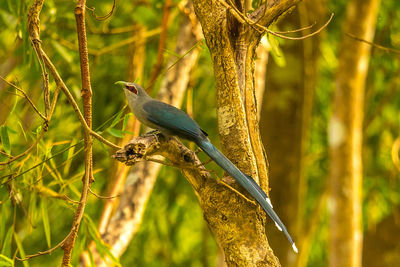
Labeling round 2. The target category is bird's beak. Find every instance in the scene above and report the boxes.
[115,81,126,87]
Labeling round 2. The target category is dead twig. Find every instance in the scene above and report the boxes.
[86,0,116,21]
[218,0,333,40]
[346,33,400,54]
[89,187,120,199]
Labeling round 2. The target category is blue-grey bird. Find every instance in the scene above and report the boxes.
[116,81,297,253]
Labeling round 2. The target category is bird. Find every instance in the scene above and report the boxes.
[115,81,297,253]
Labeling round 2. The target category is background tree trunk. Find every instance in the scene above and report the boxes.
[88,5,202,265]
[328,0,380,266]
[362,206,400,267]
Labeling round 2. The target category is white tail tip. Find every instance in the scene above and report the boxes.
[274,222,282,231]
[266,197,273,208]
[292,243,298,253]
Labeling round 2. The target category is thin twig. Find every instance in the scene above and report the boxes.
[145,39,203,91]
[39,52,120,149]
[16,234,70,261]
[273,21,316,34]
[0,76,46,121]
[54,28,161,56]
[86,0,116,21]
[89,187,120,199]
[217,177,257,206]
[346,33,400,54]
[0,130,46,166]
[218,0,333,40]
[29,36,50,116]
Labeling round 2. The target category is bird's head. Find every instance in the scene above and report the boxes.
[115,81,146,101]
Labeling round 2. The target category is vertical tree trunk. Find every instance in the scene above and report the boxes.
[328,0,380,266]
[191,0,300,265]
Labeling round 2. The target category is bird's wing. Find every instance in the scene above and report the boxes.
[143,100,205,140]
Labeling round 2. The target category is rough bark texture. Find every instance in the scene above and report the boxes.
[190,0,300,265]
[328,0,380,266]
[260,1,324,266]
[91,3,202,265]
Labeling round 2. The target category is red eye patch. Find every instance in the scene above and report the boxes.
[126,85,138,95]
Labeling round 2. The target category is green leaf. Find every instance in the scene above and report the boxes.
[41,199,51,248]
[0,200,10,245]
[63,140,76,176]
[97,138,108,153]
[14,233,29,267]
[5,127,16,135]
[0,254,13,267]
[6,0,15,14]
[267,34,286,67]
[35,125,42,135]
[10,87,19,115]
[1,126,11,155]
[122,113,132,131]
[51,40,73,64]
[28,193,37,233]
[109,109,124,129]
[1,227,12,257]
[107,128,124,138]
[18,122,27,142]
[85,216,120,266]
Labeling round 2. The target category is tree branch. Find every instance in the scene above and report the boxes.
[60,0,93,265]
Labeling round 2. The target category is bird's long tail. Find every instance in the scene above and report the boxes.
[197,139,298,253]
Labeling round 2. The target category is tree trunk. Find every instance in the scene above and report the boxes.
[328,0,380,266]
[191,0,300,265]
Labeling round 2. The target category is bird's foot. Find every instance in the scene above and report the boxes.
[218,178,257,206]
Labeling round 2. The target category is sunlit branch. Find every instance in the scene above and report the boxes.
[217,0,333,40]
[346,33,400,54]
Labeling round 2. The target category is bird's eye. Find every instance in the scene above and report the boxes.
[126,85,138,95]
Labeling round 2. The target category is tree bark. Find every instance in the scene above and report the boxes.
[328,0,380,266]
[190,0,300,265]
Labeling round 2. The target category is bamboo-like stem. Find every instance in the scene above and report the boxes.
[60,0,92,265]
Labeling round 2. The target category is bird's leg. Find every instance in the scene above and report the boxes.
[216,177,257,206]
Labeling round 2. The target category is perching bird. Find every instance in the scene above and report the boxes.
[115,81,297,253]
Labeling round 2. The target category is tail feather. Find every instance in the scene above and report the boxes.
[197,139,297,252]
